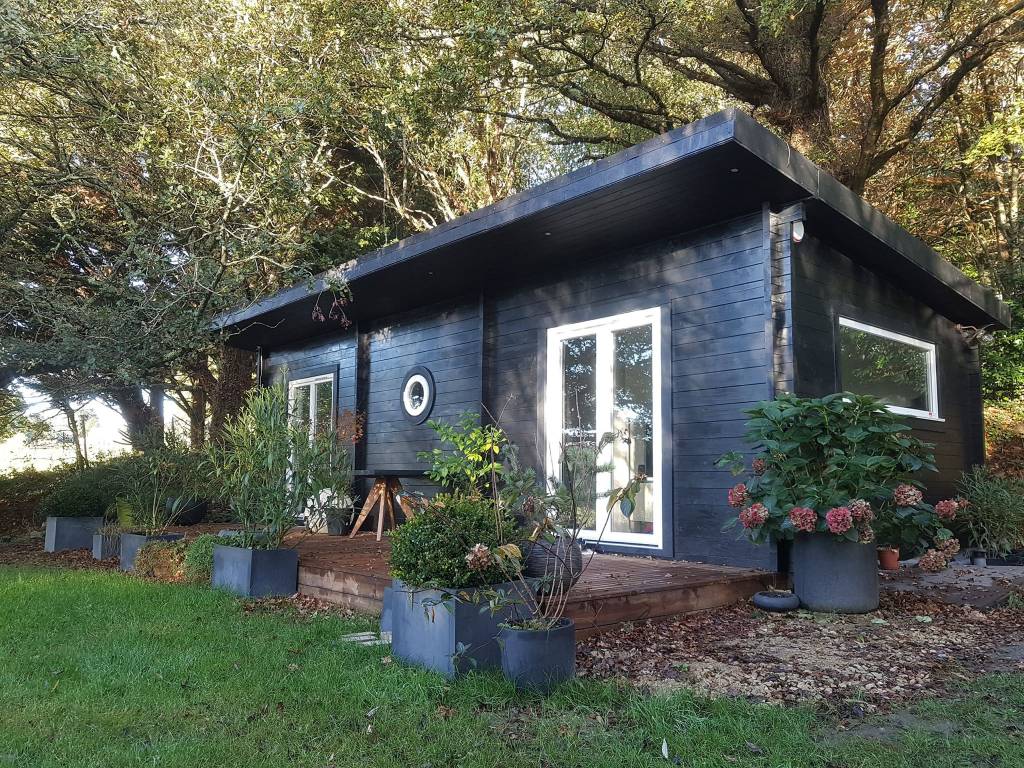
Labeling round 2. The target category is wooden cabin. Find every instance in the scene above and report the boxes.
[216,109,1009,572]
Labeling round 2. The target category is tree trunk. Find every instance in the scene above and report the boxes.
[208,345,256,441]
[107,386,163,450]
[59,401,86,468]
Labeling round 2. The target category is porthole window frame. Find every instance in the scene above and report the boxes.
[400,366,435,424]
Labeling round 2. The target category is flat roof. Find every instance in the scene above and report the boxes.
[215,109,1009,349]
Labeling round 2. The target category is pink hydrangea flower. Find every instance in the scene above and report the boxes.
[858,526,876,544]
[727,483,749,509]
[751,458,767,476]
[935,499,958,521]
[848,499,874,523]
[825,506,853,534]
[919,548,949,572]
[893,484,923,508]
[739,503,768,529]
[789,506,818,533]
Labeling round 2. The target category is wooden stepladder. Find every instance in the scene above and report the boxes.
[349,476,409,541]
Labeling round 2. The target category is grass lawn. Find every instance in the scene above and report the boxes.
[1,567,1022,768]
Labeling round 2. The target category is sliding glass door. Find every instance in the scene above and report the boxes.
[545,308,662,548]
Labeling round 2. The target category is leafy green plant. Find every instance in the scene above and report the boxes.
[116,433,201,535]
[956,466,1024,556]
[205,385,353,550]
[389,493,516,589]
[181,533,232,584]
[717,392,940,545]
[36,459,129,520]
[417,412,506,493]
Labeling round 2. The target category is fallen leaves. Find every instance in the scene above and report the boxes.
[577,592,1024,712]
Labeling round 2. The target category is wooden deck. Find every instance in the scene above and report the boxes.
[293,533,776,636]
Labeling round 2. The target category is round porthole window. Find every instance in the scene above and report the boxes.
[400,366,435,424]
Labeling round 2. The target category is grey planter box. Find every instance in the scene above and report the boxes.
[499,618,576,693]
[390,579,534,678]
[44,516,104,553]
[92,533,120,561]
[211,544,298,597]
[792,533,879,613]
[119,533,184,572]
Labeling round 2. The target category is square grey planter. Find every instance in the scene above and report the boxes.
[92,533,120,561]
[211,544,298,597]
[119,533,184,572]
[390,579,534,678]
[44,516,104,553]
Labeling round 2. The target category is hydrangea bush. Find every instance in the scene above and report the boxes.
[717,393,957,552]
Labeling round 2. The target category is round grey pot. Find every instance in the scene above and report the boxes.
[499,618,576,693]
[752,590,800,612]
[522,536,583,593]
[791,534,879,613]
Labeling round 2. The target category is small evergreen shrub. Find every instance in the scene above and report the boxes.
[134,540,187,581]
[36,458,139,520]
[389,493,515,589]
[182,533,241,583]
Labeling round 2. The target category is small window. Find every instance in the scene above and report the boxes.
[838,318,939,419]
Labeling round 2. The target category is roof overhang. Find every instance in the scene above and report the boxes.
[215,109,1009,350]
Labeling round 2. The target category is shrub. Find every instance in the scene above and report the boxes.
[956,467,1024,556]
[116,434,202,535]
[134,540,187,581]
[717,392,942,546]
[182,534,221,583]
[389,493,515,589]
[36,459,132,520]
[205,386,353,549]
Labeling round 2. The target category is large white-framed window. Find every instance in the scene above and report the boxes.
[545,307,663,549]
[287,373,335,438]
[838,317,940,420]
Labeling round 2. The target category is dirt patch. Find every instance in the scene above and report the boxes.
[0,536,118,570]
[577,592,1024,711]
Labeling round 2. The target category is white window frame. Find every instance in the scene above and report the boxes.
[838,317,940,420]
[545,307,663,549]
[287,373,335,437]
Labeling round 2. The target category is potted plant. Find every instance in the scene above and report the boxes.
[874,492,963,571]
[388,492,525,677]
[956,467,1024,566]
[91,521,122,561]
[205,385,353,597]
[487,438,645,693]
[116,436,197,572]
[38,463,122,553]
[717,392,945,613]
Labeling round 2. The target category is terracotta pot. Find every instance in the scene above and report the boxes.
[878,547,900,571]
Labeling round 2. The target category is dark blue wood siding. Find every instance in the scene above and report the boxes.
[263,332,358,417]
[791,231,985,499]
[483,212,778,569]
[362,301,482,471]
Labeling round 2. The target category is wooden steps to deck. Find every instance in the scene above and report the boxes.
[293,534,775,636]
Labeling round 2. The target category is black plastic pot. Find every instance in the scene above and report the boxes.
[167,498,209,526]
[44,516,104,553]
[791,533,879,613]
[119,532,185,572]
[498,618,576,693]
[211,544,298,597]
[752,590,800,612]
[325,510,355,536]
[390,579,534,678]
[92,533,120,561]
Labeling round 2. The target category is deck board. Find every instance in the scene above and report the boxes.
[291,533,775,635]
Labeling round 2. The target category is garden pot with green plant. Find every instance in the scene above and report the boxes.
[205,385,353,598]
[92,522,122,561]
[486,435,644,693]
[956,467,1024,566]
[114,434,197,572]
[39,462,125,553]
[718,393,956,613]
